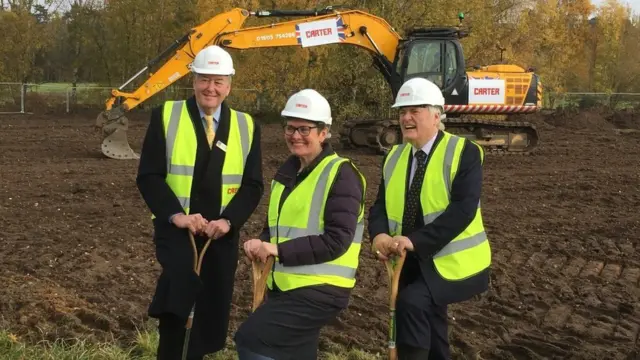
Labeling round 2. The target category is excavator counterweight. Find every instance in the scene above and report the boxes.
[96,6,541,159]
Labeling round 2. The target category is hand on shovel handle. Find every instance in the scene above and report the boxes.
[384,251,406,360]
[252,256,274,312]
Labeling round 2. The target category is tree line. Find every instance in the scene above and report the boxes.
[0,0,638,116]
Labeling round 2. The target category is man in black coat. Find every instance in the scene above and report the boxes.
[136,45,264,359]
[369,78,491,360]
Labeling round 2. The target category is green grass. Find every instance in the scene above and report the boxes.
[0,329,382,360]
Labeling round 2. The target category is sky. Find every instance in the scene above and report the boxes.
[20,0,640,17]
[591,0,640,16]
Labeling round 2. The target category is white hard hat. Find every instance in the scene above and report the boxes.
[392,77,445,108]
[190,45,235,75]
[281,89,332,125]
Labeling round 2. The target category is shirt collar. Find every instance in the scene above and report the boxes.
[411,131,438,157]
[197,103,221,123]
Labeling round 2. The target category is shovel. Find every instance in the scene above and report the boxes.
[384,251,406,360]
[181,231,213,360]
[251,256,274,312]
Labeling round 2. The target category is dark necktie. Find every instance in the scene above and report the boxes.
[402,150,428,235]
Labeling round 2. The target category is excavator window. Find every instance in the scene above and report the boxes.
[394,48,405,78]
[444,41,458,87]
[401,39,461,92]
[405,41,443,87]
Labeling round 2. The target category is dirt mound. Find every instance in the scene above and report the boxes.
[544,109,616,131]
[509,112,555,131]
[607,109,640,130]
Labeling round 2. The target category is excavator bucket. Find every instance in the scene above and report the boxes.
[95,110,139,160]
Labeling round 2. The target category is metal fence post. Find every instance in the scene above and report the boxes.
[256,90,261,111]
[21,83,25,113]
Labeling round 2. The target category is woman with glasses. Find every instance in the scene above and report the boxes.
[234,89,367,360]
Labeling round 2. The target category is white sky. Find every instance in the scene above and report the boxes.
[591,0,640,16]
[21,0,640,17]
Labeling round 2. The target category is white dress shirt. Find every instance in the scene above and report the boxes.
[409,133,437,187]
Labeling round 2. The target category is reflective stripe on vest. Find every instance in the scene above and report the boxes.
[383,132,491,281]
[154,100,253,218]
[267,154,366,291]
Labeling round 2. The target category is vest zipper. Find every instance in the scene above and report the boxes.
[273,180,298,292]
[272,207,281,291]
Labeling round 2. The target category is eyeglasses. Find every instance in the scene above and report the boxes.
[283,125,318,136]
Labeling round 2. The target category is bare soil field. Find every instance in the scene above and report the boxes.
[1,107,639,359]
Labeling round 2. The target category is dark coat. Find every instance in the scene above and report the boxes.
[257,143,365,307]
[136,96,264,355]
[368,130,490,306]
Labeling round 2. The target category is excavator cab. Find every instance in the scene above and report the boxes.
[396,23,469,105]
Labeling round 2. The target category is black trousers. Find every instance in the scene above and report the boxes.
[233,288,343,360]
[396,259,450,360]
[156,313,204,360]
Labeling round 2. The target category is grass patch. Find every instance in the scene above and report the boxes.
[0,329,382,360]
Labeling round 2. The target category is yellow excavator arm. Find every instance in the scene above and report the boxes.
[97,5,542,159]
[216,10,400,63]
[96,6,403,159]
[103,8,250,113]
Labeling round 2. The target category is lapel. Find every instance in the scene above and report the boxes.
[185,96,207,153]
[209,100,231,167]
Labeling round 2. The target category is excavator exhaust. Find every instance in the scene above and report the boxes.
[95,108,139,160]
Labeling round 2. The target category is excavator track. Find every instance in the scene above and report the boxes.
[339,119,400,152]
[338,116,539,155]
[442,117,539,155]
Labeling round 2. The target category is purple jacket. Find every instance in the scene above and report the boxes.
[259,143,364,266]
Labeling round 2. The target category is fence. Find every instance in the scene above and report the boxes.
[0,82,639,120]
[0,83,264,114]
[0,82,396,124]
[0,82,26,114]
[543,92,640,110]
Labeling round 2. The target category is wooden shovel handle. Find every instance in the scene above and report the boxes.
[189,232,213,276]
[384,251,406,360]
[251,256,274,312]
[184,232,213,330]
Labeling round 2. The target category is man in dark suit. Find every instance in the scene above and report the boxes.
[136,45,264,360]
[368,77,491,360]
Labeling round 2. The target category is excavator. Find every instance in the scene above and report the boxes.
[95,5,541,159]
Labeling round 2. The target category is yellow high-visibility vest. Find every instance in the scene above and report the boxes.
[267,154,366,291]
[383,132,491,281]
[152,100,254,218]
